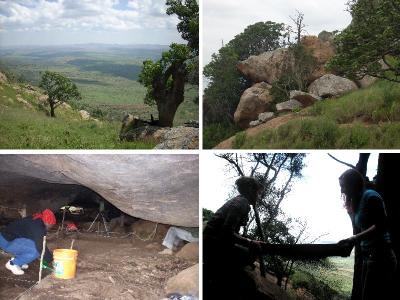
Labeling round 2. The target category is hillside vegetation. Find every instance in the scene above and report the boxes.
[0,79,156,149]
[226,80,400,149]
[0,46,198,124]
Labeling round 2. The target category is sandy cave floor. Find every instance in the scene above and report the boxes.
[0,232,194,300]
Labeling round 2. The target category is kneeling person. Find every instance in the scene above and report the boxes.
[0,209,56,275]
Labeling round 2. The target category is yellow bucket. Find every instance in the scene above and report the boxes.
[53,249,78,279]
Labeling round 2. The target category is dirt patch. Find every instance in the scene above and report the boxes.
[214,113,297,149]
[1,232,195,300]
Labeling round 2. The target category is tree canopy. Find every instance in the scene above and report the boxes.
[203,21,286,125]
[138,0,198,127]
[166,0,199,54]
[328,0,400,83]
[39,71,81,117]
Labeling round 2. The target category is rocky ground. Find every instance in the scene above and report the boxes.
[0,231,197,300]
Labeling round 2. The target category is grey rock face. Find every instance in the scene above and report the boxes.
[154,127,199,149]
[308,74,358,98]
[249,120,261,127]
[0,155,199,227]
[276,99,303,112]
[289,90,322,106]
[258,112,275,123]
[237,48,293,84]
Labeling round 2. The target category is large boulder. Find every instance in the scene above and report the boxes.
[237,48,293,84]
[165,264,198,297]
[0,155,199,227]
[79,110,91,120]
[289,90,322,106]
[234,82,273,128]
[175,242,199,261]
[308,74,358,98]
[358,75,378,88]
[300,35,335,82]
[276,99,302,112]
[154,127,199,149]
[119,114,168,142]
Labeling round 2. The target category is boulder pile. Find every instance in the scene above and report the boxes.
[232,31,377,129]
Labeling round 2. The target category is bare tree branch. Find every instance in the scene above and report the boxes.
[327,153,357,169]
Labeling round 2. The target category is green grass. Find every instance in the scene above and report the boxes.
[0,46,198,149]
[0,83,156,149]
[229,80,400,149]
[0,46,198,125]
[291,256,354,300]
[203,122,241,149]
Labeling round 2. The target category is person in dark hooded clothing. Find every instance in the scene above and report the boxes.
[203,176,265,299]
[0,208,56,275]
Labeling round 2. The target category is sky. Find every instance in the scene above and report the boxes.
[203,0,352,66]
[201,152,379,243]
[0,0,184,46]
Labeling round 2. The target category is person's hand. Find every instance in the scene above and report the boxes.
[338,236,357,248]
[249,240,265,254]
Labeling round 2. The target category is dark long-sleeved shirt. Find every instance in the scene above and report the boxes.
[203,195,250,245]
[1,217,53,262]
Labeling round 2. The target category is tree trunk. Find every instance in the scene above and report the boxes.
[49,99,56,118]
[375,154,400,292]
[157,100,179,127]
[155,62,186,127]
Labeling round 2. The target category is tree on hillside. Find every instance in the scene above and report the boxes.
[39,71,81,118]
[289,10,306,44]
[138,0,198,127]
[216,153,306,283]
[203,22,286,125]
[328,0,400,83]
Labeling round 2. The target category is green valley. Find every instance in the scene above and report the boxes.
[0,45,199,149]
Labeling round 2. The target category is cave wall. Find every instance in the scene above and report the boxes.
[0,155,199,227]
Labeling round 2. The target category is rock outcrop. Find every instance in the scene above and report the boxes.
[308,74,358,98]
[154,127,199,150]
[0,155,199,227]
[300,35,335,82]
[165,264,198,297]
[276,99,302,112]
[237,48,293,84]
[79,110,91,120]
[236,34,335,85]
[234,82,273,128]
[289,90,321,106]
[120,114,199,149]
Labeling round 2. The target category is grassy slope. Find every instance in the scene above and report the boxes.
[291,255,354,299]
[0,48,198,125]
[0,82,155,149]
[231,80,400,149]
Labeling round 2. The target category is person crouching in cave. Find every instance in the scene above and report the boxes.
[203,176,265,299]
[0,208,56,275]
[338,169,397,300]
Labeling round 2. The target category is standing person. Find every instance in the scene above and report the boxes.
[203,176,265,299]
[0,208,56,275]
[338,169,397,300]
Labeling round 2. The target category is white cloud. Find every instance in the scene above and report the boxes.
[0,0,178,32]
